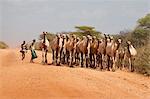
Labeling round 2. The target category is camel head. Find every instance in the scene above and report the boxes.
[60,34,65,39]
[71,34,76,39]
[76,37,80,42]
[107,38,111,42]
[56,34,60,38]
[43,31,47,35]
[33,39,36,43]
[23,41,25,44]
[93,36,96,40]
[126,41,131,45]
[117,38,122,44]
[99,39,103,43]
[87,35,92,40]
[109,36,114,41]
[62,34,66,39]
[82,36,86,40]
[103,34,107,39]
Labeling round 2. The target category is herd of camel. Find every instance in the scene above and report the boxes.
[39,32,137,72]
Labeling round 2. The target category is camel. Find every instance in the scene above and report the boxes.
[78,35,92,68]
[123,41,137,72]
[61,34,70,64]
[50,34,61,65]
[90,36,99,68]
[97,34,107,70]
[73,37,81,65]
[116,45,126,70]
[58,34,66,64]
[106,36,122,71]
[41,32,49,64]
[64,34,76,67]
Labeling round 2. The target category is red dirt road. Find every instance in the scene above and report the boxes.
[0,49,150,99]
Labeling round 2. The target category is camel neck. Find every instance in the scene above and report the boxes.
[127,45,131,53]
[86,39,89,48]
[116,43,121,51]
[43,34,46,43]
[57,37,60,45]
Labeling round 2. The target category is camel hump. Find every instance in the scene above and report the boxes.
[129,45,137,56]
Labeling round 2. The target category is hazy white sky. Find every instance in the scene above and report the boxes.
[1,0,150,47]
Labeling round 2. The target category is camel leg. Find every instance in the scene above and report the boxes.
[112,57,116,72]
[42,48,45,64]
[85,54,88,68]
[120,58,124,70]
[55,48,58,65]
[122,54,126,70]
[63,52,66,64]
[60,48,63,63]
[45,50,48,64]
[89,53,92,68]
[62,49,66,64]
[94,54,97,69]
[101,54,104,70]
[74,52,77,64]
[62,51,65,64]
[80,52,83,67]
[72,51,76,65]
[69,51,73,67]
[52,50,55,64]
[57,50,61,66]
[66,51,69,65]
[129,57,134,72]
[107,55,110,71]
[75,53,79,66]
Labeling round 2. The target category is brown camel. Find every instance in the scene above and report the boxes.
[50,34,61,65]
[106,36,122,71]
[64,34,76,67]
[73,37,80,65]
[90,36,99,68]
[123,41,137,72]
[97,34,107,70]
[78,35,92,68]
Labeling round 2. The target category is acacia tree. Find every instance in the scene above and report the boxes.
[72,26,102,38]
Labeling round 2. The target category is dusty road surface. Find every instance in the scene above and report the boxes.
[0,49,150,99]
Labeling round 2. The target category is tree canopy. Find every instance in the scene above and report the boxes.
[72,26,102,38]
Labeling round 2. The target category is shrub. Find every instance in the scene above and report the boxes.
[134,45,150,75]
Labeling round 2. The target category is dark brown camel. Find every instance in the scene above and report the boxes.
[106,36,122,71]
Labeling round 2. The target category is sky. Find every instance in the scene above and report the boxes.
[0,0,150,47]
